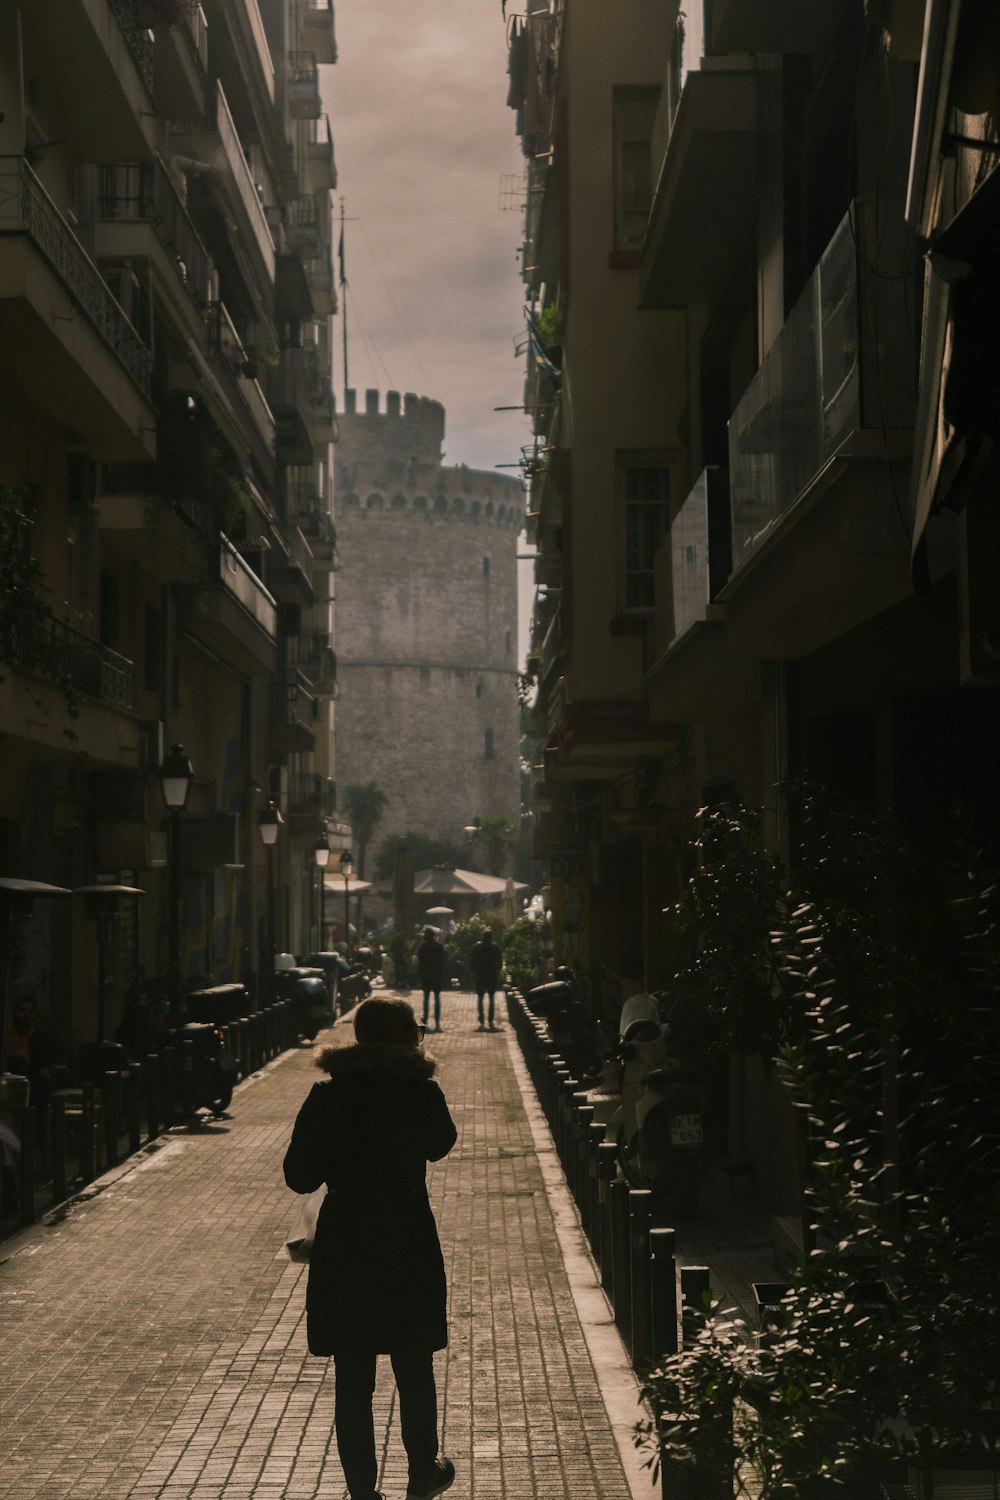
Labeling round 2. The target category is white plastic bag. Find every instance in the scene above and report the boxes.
[285,1185,327,1263]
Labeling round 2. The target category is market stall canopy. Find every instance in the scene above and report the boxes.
[376,866,530,898]
[322,874,373,894]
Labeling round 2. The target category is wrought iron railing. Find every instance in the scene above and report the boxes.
[0,611,134,710]
[288,770,337,817]
[107,0,155,93]
[0,156,152,397]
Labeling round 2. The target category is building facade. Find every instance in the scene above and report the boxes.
[0,0,343,1049]
[333,388,523,863]
[511,0,1000,1214]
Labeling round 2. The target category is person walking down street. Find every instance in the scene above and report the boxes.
[469,929,502,1031]
[283,996,458,1500]
[416,927,446,1032]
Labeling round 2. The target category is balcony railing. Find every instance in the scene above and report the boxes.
[272,667,316,735]
[0,156,152,397]
[288,51,321,119]
[728,207,915,570]
[288,769,337,818]
[97,159,213,308]
[219,535,277,637]
[0,611,134,710]
[670,467,731,639]
[285,196,323,257]
[107,0,155,93]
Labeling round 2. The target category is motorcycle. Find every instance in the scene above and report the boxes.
[174,1021,238,1117]
[609,991,705,1216]
[275,962,334,1043]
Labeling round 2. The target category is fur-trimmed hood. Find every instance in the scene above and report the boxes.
[313,1040,438,1080]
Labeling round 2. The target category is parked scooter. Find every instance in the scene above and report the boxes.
[274,956,333,1043]
[173,1021,238,1117]
[608,991,705,1215]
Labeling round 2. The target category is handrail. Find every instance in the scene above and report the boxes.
[0,156,152,396]
[0,610,134,710]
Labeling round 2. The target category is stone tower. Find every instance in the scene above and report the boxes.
[334,388,524,859]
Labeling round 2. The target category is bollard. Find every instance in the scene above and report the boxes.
[80,1082,97,1184]
[629,1189,654,1370]
[587,1122,605,1252]
[180,1038,194,1119]
[51,1093,68,1205]
[681,1265,712,1348]
[162,1047,176,1128]
[239,1019,251,1082]
[559,1076,579,1176]
[659,1414,699,1500]
[18,1105,36,1228]
[574,1100,594,1218]
[597,1142,619,1291]
[650,1227,678,1360]
[146,1054,161,1141]
[610,1177,633,1346]
[103,1071,121,1169]
[128,1063,142,1155]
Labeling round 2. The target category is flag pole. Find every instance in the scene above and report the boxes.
[338,196,349,396]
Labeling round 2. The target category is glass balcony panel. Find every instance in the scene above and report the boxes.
[671,471,710,639]
[219,536,277,638]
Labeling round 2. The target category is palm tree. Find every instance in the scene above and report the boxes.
[342,782,389,943]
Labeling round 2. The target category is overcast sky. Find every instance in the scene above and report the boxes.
[321,0,531,477]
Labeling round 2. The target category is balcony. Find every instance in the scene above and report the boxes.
[0,611,134,711]
[304,0,338,65]
[721,208,915,657]
[710,0,839,54]
[288,52,322,119]
[95,159,213,318]
[206,300,276,466]
[307,244,336,314]
[286,634,338,697]
[290,487,338,562]
[306,375,337,446]
[288,770,337,823]
[268,348,319,465]
[307,116,337,194]
[285,196,324,259]
[0,156,155,461]
[18,0,157,159]
[153,2,208,118]
[176,535,277,673]
[670,467,731,642]
[271,668,316,752]
[268,525,316,605]
[168,82,276,294]
[97,476,210,584]
[276,253,314,321]
[640,52,757,311]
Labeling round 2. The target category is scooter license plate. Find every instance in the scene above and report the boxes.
[670,1113,704,1146]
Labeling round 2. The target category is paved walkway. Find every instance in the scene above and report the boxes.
[0,992,655,1500]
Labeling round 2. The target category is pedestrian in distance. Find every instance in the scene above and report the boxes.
[416,927,446,1032]
[469,928,502,1031]
[283,995,458,1500]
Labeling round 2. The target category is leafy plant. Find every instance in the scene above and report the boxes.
[373,831,465,882]
[501,913,550,990]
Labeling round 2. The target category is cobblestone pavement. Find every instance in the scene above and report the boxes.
[0,993,653,1500]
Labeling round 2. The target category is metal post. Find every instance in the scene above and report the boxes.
[650,1227,678,1360]
[610,1177,632,1346]
[104,1071,120,1168]
[162,1047,176,1128]
[80,1082,96,1184]
[629,1189,654,1369]
[574,1099,594,1216]
[597,1142,618,1291]
[146,1054,160,1141]
[587,1121,605,1252]
[18,1105,36,1227]
[128,1062,142,1154]
[168,808,182,1025]
[51,1092,67,1204]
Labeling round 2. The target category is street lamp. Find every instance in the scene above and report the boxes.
[313,834,330,954]
[157,743,193,1025]
[340,853,353,960]
[257,801,283,1003]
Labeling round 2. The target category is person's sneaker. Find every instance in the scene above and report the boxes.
[406,1457,456,1500]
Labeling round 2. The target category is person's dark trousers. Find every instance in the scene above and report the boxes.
[421,989,441,1029]
[476,989,496,1027]
[334,1345,439,1498]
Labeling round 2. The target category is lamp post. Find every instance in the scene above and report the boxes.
[257,801,283,1004]
[313,834,330,954]
[340,853,353,960]
[157,743,193,1025]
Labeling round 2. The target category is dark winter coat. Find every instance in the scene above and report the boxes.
[416,936,446,990]
[283,1041,457,1357]
[469,937,502,991]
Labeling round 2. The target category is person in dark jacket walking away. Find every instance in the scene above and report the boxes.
[416,927,446,1032]
[283,996,458,1500]
[469,929,502,1031]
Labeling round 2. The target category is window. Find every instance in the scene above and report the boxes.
[483,556,490,577]
[485,727,495,760]
[620,459,670,612]
[613,89,660,253]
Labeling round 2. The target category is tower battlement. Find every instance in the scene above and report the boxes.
[336,388,446,464]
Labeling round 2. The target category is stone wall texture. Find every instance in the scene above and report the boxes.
[334,389,524,858]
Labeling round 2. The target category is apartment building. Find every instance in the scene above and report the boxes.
[0,0,341,1047]
[514,0,1000,1212]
